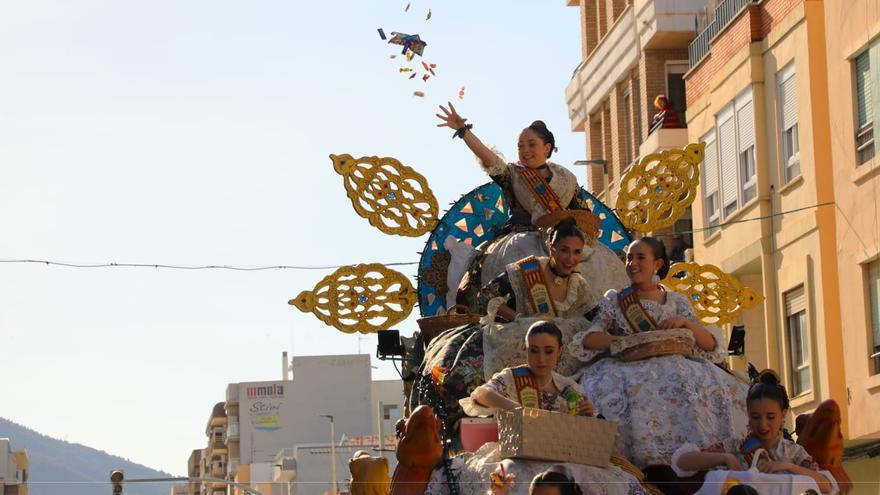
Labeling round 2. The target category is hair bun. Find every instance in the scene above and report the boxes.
[756,369,781,386]
[554,215,577,230]
[530,120,548,129]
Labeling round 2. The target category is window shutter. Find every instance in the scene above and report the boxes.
[856,50,872,128]
[785,286,806,316]
[719,116,738,209]
[703,132,718,196]
[780,73,798,131]
[737,100,755,152]
[869,262,880,347]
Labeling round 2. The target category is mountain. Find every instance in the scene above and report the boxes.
[0,417,174,495]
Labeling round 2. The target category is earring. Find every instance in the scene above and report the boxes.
[651,270,660,285]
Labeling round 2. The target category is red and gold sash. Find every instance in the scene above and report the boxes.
[511,365,540,409]
[517,256,557,317]
[515,166,563,213]
[617,286,658,333]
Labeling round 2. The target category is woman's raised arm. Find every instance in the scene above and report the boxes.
[436,102,498,167]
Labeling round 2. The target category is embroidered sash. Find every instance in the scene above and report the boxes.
[515,166,563,213]
[739,434,764,467]
[517,256,557,317]
[617,286,658,333]
[511,366,540,409]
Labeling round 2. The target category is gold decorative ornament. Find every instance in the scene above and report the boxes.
[331,153,439,237]
[615,143,704,233]
[419,251,451,298]
[289,263,417,334]
[662,261,764,326]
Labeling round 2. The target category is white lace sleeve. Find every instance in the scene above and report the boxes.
[480,153,507,176]
[568,295,616,363]
[691,324,729,363]
[670,443,703,478]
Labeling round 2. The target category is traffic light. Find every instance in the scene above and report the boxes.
[110,470,124,495]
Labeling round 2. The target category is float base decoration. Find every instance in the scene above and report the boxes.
[615,143,704,233]
[289,263,417,334]
[331,153,439,237]
[350,450,392,495]
[497,407,617,467]
[392,405,444,495]
[796,400,853,493]
[662,262,764,326]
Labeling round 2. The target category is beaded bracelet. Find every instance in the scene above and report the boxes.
[452,124,473,139]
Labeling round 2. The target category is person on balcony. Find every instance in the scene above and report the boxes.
[649,95,682,134]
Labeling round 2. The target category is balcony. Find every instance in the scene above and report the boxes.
[688,0,756,68]
[225,383,239,405]
[273,448,297,482]
[566,0,707,131]
[639,128,690,157]
[226,422,240,441]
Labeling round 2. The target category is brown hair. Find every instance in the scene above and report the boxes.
[523,120,556,158]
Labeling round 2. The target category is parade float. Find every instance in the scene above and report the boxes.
[290,144,849,495]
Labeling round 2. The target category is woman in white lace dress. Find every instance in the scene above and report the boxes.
[568,237,748,469]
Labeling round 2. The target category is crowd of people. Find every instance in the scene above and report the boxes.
[411,106,838,495]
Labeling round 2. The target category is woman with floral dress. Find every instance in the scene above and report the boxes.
[569,237,749,469]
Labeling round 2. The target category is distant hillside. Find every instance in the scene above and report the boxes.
[0,417,173,495]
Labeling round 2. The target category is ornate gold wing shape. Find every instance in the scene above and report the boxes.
[289,263,417,334]
[331,153,439,237]
[662,261,764,326]
[615,143,704,233]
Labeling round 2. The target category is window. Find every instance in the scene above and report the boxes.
[737,98,757,203]
[383,404,400,421]
[718,108,739,217]
[702,129,720,233]
[867,261,880,374]
[784,286,811,396]
[666,62,689,125]
[623,87,633,166]
[778,64,800,182]
[702,88,756,228]
[855,47,876,164]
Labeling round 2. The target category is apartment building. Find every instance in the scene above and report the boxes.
[684,0,846,427]
[190,354,404,495]
[565,0,708,243]
[0,439,27,495]
[823,0,880,441]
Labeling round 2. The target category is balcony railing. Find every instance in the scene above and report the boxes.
[688,0,757,68]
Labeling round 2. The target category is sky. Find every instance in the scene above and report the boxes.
[0,0,584,476]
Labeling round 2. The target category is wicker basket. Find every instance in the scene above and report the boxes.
[416,305,480,348]
[610,329,694,362]
[497,407,617,467]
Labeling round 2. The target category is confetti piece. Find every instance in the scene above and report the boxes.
[458,86,466,100]
[421,61,430,71]
[426,9,432,20]
[400,67,413,73]
[422,74,430,82]
[409,73,417,79]
[406,50,415,61]
[413,91,425,97]
[405,3,410,12]
[378,28,387,40]
[389,54,397,59]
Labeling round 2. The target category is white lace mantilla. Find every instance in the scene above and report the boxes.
[480,155,579,223]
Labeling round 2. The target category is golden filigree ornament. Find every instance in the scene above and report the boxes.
[662,261,764,326]
[289,263,417,334]
[331,153,439,237]
[615,143,704,233]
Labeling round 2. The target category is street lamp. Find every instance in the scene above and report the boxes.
[573,159,609,174]
[319,414,338,495]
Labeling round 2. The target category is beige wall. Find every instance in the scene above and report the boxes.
[685,1,851,428]
[823,0,880,440]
